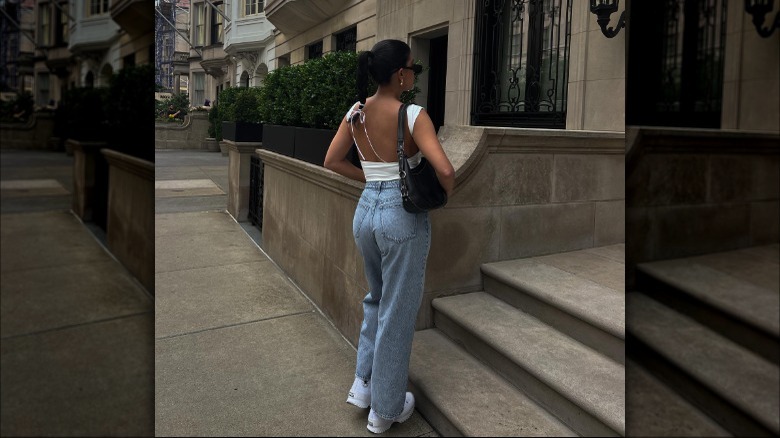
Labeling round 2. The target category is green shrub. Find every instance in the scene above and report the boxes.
[258,65,304,127]
[61,87,109,141]
[260,51,422,130]
[232,87,263,123]
[155,92,189,121]
[210,86,245,141]
[0,91,34,123]
[207,103,219,138]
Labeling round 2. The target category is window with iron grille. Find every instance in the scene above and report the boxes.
[307,41,323,61]
[627,0,727,128]
[211,1,224,45]
[336,27,357,52]
[472,0,573,128]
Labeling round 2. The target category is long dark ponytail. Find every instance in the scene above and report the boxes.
[355,39,411,104]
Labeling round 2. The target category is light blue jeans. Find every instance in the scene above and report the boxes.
[352,179,431,420]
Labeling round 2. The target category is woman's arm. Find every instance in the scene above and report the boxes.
[412,109,455,197]
[324,116,366,183]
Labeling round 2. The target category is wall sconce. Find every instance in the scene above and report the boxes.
[745,0,779,37]
[590,0,626,38]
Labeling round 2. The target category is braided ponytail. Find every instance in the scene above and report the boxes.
[356,50,373,104]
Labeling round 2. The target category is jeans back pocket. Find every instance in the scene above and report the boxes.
[379,202,418,243]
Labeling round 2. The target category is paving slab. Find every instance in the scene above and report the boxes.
[1,260,152,338]
[627,292,779,434]
[155,312,433,437]
[156,210,241,237]
[155,229,264,273]
[1,313,153,437]
[0,214,111,272]
[155,260,312,338]
[626,359,731,437]
[1,210,86,237]
[155,166,212,180]
[155,195,228,214]
[1,178,70,197]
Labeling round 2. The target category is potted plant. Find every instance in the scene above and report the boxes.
[221,86,263,142]
[258,51,422,167]
[258,65,300,158]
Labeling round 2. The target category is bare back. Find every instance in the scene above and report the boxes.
[350,96,420,163]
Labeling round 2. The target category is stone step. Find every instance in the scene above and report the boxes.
[408,329,577,437]
[481,245,625,364]
[626,359,732,437]
[636,244,780,363]
[626,291,780,436]
[433,292,625,436]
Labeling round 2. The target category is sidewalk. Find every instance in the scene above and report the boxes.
[0,150,154,436]
[154,150,437,436]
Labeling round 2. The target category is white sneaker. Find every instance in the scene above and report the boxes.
[346,377,371,408]
[366,392,415,434]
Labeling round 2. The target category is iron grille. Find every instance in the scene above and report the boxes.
[472,0,573,128]
[628,0,726,128]
[308,41,323,61]
[336,27,357,52]
[249,154,264,229]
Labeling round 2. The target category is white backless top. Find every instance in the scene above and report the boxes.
[345,101,424,182]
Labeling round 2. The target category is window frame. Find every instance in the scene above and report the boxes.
[243,0,264,17]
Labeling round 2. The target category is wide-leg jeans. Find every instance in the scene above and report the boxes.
[352,179,431,420]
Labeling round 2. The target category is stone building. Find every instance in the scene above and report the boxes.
[0,0,36,94]
[186,0,274,107]
[21,0,153,107]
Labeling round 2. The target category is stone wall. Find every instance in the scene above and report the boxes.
[258,126,625,346]
[626,127,780,288]
[102,149,155,294]
[0,113,56,150]
[154,112,215,150]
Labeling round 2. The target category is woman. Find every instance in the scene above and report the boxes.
[324,39,455,434]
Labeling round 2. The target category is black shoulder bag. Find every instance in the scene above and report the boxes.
[397,103,448,213]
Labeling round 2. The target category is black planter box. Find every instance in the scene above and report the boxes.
[294,127,337,166]
[262,124,296,157]
[222,121,264,142]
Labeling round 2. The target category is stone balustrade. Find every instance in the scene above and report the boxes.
[256,126,626,346]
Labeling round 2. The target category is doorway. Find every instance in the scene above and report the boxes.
[426,35,447,133]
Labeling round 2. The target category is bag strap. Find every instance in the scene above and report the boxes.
[397,103,410,193]
[397,102,409,161]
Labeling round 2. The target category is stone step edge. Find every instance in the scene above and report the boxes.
[433,293,625,436]
[626,292,779,436]
[409,328,578,437]
[481,262,624,340]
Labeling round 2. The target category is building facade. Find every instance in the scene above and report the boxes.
[263,0,626,133]
[185,0,274,107]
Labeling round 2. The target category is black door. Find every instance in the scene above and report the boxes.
[427,35,448,133]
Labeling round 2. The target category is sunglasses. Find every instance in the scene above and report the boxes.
[401,64,423,74]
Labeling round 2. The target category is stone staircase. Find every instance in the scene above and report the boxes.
[409,244,626,436]
[627,244,780,437]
